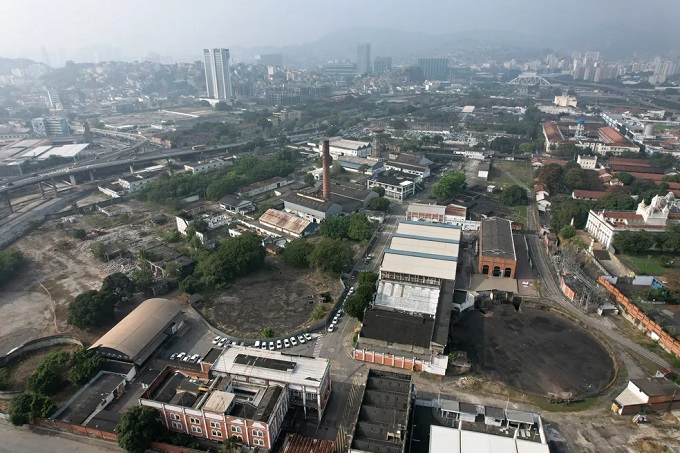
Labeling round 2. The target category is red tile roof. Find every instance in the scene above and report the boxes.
[627,172,666,182]
[573,190,608,199]
[280,435,335,453]
[534,183,549,193]
[609,157,655,167]
[598,127,630,145]
[543,121,565,143]
[610,164,664,174]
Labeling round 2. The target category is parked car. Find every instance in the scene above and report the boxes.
[304,333,312,341]
[337,310,343,317]
[268,341,275,351]
[212,336,221,345]
[261,343,268,350]
[297,335,306,344]
[276,339,283,349]
[283,338,290,348]
[170,353,178,360]
[177,352,187,360]
[218,338,227,347]
[327,325,335,332]
[333,316,339,324]
[190,354,200,363]
[254,340,261,348]
[290,336,298,346]
[182,356,191,362]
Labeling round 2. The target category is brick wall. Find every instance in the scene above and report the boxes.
[353,348,422,371]
[598,276,680,357]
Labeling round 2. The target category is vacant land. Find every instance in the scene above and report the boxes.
[450,305,615,398]
[206,256,344,338]
[619,253,672,276]
[1,344,82,392]
[0,200,170,356]
[495,160,533,186]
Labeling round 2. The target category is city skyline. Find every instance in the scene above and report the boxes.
[2,0,680,63]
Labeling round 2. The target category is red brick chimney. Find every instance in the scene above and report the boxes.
[322,138,331,200]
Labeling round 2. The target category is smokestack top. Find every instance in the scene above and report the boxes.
[322,138,331,200]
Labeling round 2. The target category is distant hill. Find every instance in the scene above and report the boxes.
[237,24,680,67]
[0,57,41,74]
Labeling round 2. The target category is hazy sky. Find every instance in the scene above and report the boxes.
[1,0,678,62]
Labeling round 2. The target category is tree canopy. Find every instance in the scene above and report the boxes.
[117,406,167,453]
[368,197,390,212]
[67,289,116,330]
[282,238,314,268]
[26,351,71,395]
[310,238,354,273]
[101,272,135,301]
[500,185,528,206]
[9,393,55,426]
[432,172,466,200]
[0,250,25,288]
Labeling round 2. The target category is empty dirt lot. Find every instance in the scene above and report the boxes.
[451,304,615,398]
[206,256,344,338]
[0,201,167,356]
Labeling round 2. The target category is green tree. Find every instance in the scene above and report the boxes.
[499,185,528,206]
[319,216,350,239]
[116,406,167,453]
[519,142,535,153]
[348,213,374,242]
[282,238,314,268]
[358,271,379,287]
[101,272,135,302]
[368,197,390,212]
[560,225,576,239]
[221,436,242,453]
[72,229,87,240]
[311,305,329,320]
[432,172,466,200]
[164,230,182,243]
[261,327,274,338]
[536,164,565,193]
[371,186,386,197]
[131,265,154,294]
[8,393,55,426]
[595,192,636,210]
[310,238,354,273]
[613,172,635,185]
[26,351,71,395]
[215,101,231,111]
[69,349,102,385]
[304,172,316,187]
[0,249,25,287]
[564,167,586,190]
[344,285,375,321]
[67,290,116,330]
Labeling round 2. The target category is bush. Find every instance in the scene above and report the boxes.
[69,349,102,385]
[72,229,87,240]
[559,225,576,240]
[261,327,274,338]
[311,305,329,320]
[0,367,10,390]
[0,249,25,288]
[9,393,55,426]
[90,242,108,261]
[310,238,354,274]
[26,351,71,395]
[368,197,390,212]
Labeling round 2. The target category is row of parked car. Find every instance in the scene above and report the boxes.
[256,333,313,351]
[169,352,200,362]
[327,308,344,332]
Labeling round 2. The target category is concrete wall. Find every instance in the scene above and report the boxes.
[0,335,83,367]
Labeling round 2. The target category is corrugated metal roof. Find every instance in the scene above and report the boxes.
[280,434,335,453]
[382,250,457,280]
[259,209,311,234]
[430,425,461,453]
[407,203,446,216]
[390,236,460,257]
[374,281,440,316]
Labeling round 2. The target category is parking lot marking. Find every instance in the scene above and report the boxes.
[313,334,325,357]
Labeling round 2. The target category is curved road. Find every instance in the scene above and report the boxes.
[497,164,674,371]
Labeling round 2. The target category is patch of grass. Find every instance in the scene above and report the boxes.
[495,160,533,186]
[488,165,514,186]
[619,253,671,276]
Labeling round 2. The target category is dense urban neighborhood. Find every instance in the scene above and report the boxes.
[2,3,680,453]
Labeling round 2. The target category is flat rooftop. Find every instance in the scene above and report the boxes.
[480,217,516,261]
[390,235,460,257]
[382,249,458,281]
[360,308,434,348]
[211,345,329,388]
[56,373,125,425]
[396,220,462,241]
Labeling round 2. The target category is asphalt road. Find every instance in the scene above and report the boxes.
[0,422,121,453]
[497,165,675,371]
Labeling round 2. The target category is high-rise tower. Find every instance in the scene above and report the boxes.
[203,48,232,100]
[357,43,371,75]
